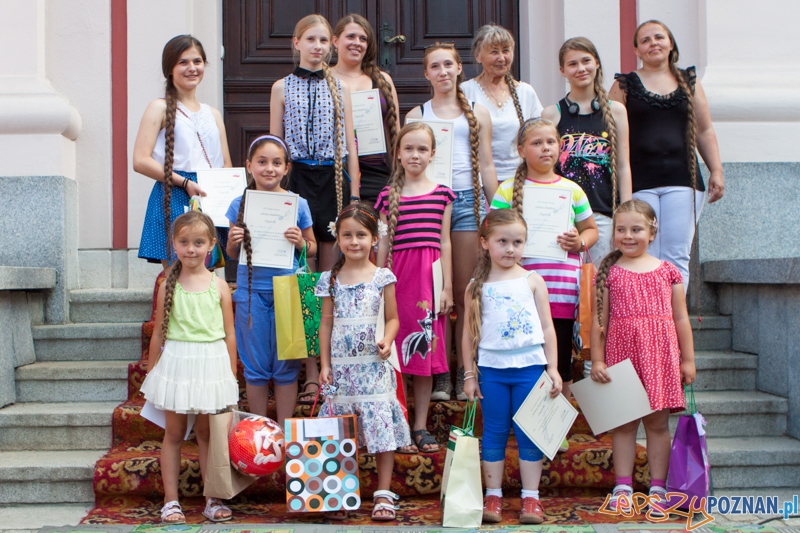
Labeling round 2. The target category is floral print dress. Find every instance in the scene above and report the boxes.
[314,268,411,454]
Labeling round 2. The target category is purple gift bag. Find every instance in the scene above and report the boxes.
[667,385,710,510]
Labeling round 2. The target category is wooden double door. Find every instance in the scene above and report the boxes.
[222,0,520,166]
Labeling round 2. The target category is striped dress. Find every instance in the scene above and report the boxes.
[375,184,456,376]
[490,176,593,319]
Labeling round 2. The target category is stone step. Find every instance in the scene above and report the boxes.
[0,449,102,504]
[636,390,787,439]
[32,323,141,361]
[691,315,731,351]
[15,361,130,403]
[693,350,757,391]
[0,401,117,450]
[69,288,152,323]
[707,436,800,489]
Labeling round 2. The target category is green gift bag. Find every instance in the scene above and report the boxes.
[294,246,321,357]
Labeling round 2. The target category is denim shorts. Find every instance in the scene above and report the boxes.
[450,189,487,232]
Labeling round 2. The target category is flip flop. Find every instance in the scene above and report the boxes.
[297,380,320,405]
[411,429,440,453]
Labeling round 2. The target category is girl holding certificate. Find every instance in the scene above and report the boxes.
[461,208,562,525]
[590,199,696,517]
[542,37,632,266]
[134,35,232,267]
[332,14,401,206]
[406,43,497,405]
[225,135,315,425]
[490,119,598,406]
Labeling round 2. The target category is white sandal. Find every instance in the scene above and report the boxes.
[202,497,233,522]
[372,490,399,521]
[160,500,185,524]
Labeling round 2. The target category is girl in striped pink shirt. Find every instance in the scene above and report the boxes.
[490,119,598,402]
[376,122,454,454]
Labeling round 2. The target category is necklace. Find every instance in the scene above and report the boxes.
[479,75,509,107]
[333,66,363,79]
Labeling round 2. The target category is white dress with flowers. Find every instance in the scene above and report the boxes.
[314,268,411,454]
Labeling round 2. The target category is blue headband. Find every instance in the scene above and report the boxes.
[249,134,289,156]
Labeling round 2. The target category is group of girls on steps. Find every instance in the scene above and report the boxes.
[134,14,719,525]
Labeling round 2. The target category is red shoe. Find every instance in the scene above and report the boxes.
[520,497,544,524]
[482,495,503,523]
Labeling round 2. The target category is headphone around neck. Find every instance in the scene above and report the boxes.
[564,94,600,115]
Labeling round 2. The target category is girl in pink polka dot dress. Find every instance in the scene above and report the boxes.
[590,199,696,517]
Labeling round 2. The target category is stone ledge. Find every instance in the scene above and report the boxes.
[0,267,56,290]
[703,258,800,284]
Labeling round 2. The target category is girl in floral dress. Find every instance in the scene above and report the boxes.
[316,204,411,521]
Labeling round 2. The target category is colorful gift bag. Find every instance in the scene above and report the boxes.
[441,400,483,527]
[667,384,711,510]
[284,413,360,513]
[295,246,321,357]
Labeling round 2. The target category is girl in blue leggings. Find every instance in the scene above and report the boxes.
[462,209,562,525]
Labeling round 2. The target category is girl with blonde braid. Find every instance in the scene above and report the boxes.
[134,35,232,267]
[225,135,315,425]
[461,209,561,525]
[270,14,360,401]
[375,122,455,454]
[609,20,724,288]
[406,42,497,403]
[140,211,239,523]
[332,14,401,206]
[542,37,632,266]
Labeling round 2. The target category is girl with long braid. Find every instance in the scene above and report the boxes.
[225,135,315,425]
[134,35,232,267]
[271,14,360,402]
[461,209,561,525]
[609,20,724,288]
[462,24,544,182]
[491,119,598,402]
[331,14,401,206]
[375,122,455,454]
[140,211,239,524]
[406,42,497,404]
[542,37,632,266]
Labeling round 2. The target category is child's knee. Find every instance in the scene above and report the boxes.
[482,448,506,463]
[518,447,544,462]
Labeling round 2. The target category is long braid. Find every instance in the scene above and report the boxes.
[322,64,345,213]
[594,250,622,330]
[364,64,399,161]
[455,86,483,226]
[505,72,524,125]
[327,254,347,307]
[466,250,492,371]
[159,260,183,348]
[594,74,619,212]
[385,165,405,271]
[162,83,178,259]
[510,161,527,216]
[235,182,257,323]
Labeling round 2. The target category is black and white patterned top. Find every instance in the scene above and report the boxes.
[283,69,348,161]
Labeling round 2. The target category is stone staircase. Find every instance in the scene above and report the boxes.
[1,283,799,508]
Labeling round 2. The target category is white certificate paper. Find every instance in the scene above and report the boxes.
[195,168,248,227]
[406,119,454,187]
[570,359,656,435]
[513,371,578,460]
[432,258,443,315]
[241,190,298,269]
[351,89,386,156]
[521,185,572,261]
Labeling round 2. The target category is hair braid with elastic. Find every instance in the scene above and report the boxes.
[327,253,347,307]
[594,74,619,211]
[159,259,183,348]
[235,181,257,324]
[385,164,405,271]
[594,250,622,330]
[466,250,491,371]
[364,63,399,161]
[455,86,483,226]
[162,83,178,259]
[510,161,527,216]
[505,72,524,125]
[322,64,345,213]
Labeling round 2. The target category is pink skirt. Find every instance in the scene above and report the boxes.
[392,247,448,376]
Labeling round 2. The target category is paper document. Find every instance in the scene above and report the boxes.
[196,168,248,227]
[513,371,578,460]
[242,190,298,269]
[351,89,386,156]
[521,185,572,261]
[406,119,454,187]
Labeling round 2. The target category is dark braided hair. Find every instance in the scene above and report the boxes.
[159,35,207,259]
[327,204,380,305]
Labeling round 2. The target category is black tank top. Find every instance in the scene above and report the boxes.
[614,67,704,192]
[554,98,614,216]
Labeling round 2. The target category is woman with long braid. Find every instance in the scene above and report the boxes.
[609,20,724,288]
[542,37,632,266]
[331,14,401,207]
[134,35,232,267]
[406,42,497,405]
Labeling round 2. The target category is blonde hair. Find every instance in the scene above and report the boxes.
[471,24,523,125]
[510,118,560,215]
[384,122,437,270]
[594,199,658,329]
[293,15,346,212]
[466,209,528,369]
[423,43,482,226]
[558,37,619,211]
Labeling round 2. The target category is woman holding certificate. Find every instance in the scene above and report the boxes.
[491,119,598,409]
[331,14,401,207]
[406,43,497,404]
[134,35,232,267]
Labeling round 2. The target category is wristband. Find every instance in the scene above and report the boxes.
[350,195,361,202]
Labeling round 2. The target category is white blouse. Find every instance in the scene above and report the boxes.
[152,101,223,170]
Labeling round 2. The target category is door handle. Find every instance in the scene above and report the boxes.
[380,23,406,70]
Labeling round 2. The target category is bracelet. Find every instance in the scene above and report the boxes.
[579,238,586,253]
[463,370,475,375]
[182,177,189,190]
[350,195,361,202]
[464,375,475,381]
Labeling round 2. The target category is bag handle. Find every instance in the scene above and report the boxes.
[462,398,477,433]
[683,383,697,415]
[583,247,594,266]
[297,243,309,271]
